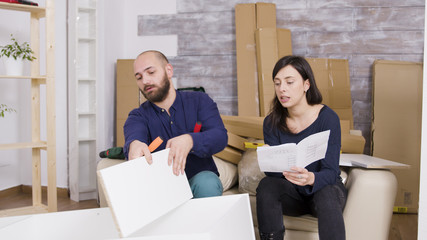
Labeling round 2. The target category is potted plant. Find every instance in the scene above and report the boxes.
[0,104,16,118]
[0,34,36,76]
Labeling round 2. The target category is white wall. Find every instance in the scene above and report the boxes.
[0,0,68,190]
[0,8,30,189]
[100,0,178,151]
[122,0,177,59]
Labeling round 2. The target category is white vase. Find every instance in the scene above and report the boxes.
[2,57,24,76]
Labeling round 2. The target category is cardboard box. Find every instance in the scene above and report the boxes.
[255,28,278,117]
[341,134,365,154]
[214,146,243,164]
[340,120,351,134]
[340,120,365,154]
[372,60,422,213]
[277,28,292,58]
[221,115,264,139]
[235,3,276,117]
[306,58,354,127]
[116,59,141,147]
[227,132,247,151]
[255,28,293,116]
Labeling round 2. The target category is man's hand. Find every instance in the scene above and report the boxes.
[129,140,153,164]
[283,166,315,186]
[166,134,193,176]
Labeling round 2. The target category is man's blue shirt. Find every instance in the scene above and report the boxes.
[123,90,228,179]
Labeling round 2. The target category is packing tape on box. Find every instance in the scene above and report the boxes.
[244,142,265,149]
[393,206,408,213]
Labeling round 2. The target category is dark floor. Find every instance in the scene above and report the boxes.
[0,186,418,240]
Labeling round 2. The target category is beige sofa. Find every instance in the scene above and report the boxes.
[97,153,397,240]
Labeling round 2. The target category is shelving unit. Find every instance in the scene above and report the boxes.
[0,0,56,215]
[68,0,98,201]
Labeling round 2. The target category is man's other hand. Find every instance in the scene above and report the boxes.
[166,134,193,176]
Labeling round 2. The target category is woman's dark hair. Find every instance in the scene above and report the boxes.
[267,55,323,133]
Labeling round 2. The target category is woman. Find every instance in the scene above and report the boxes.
[256,56,347,240]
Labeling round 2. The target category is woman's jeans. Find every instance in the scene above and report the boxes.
[256,176,347,240]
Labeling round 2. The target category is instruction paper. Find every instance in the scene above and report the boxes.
[257,130,330,172]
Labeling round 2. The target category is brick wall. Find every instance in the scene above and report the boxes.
[137,0,425,153]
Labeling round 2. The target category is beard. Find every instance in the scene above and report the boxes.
[140,73,170,103]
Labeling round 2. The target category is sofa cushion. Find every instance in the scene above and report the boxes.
[213,156,238,192]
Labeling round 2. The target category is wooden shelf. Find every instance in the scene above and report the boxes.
[0,2,45,18]
[0,142,47,150]
[78,138,96,142]
[0,75,46,79]
[0,205,48,217]
[78,7,96,12]
[78,37,96,42]
[0,0,57,213]
[78,111,96,115]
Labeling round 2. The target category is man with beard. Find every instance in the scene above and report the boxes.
[123,50,228,198]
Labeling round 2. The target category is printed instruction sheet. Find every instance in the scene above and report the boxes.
[257,130,330,172]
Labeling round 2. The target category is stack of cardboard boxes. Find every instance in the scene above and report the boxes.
[233,2,365,154]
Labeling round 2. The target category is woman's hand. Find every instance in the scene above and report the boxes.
[283,166,315,186]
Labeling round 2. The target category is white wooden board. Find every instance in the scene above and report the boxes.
[98,148,193,237]
[127,194,256,240]
[0,195,256,240]
[340,153,410,169]
[0,208,118,240]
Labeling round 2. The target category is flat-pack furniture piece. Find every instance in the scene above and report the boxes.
[97,148,256,240]
[0,195,255,240]
[98,154,399,240]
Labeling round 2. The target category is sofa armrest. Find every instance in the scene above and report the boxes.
[343,168,397,240]
[97,158,126,207]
